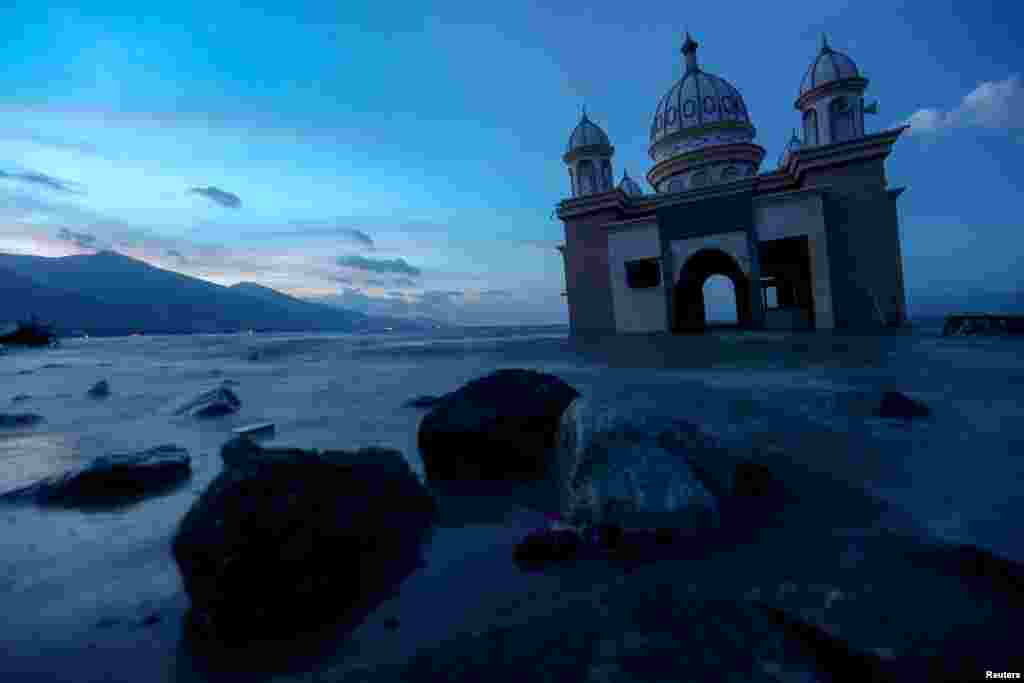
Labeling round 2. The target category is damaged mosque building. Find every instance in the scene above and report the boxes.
[556,33,909,336]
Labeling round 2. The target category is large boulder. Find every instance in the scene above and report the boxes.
[173,384,241,418]
[554,398,719,535]
[172,438,439,643]
[2,445,191,506]
[87,379,110,398]
[417,369,580,483]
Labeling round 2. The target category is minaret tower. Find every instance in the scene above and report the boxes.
[563,109,615,198]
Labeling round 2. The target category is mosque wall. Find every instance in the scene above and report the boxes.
[753,191,835,329]
[606,222,668,333]
[669,231,753,282]
[821,189,906,328]
[563,212,618,337]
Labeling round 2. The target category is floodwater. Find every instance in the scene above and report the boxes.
[1,326,1022,681]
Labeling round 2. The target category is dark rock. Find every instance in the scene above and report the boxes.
[403,394,450,408]
[0,318,57,347]
[0,413,44,429]
[173,385,241,418]
[907,542,1024,605]
[755,602,891,682]
[732,461,788,501]
[96,617,120,629]
[418,369,580,483]
[10,394,30,403]
[2,445,191,506]
[141,613,161,626]
[513,529,582,570]
[878,391,930,419]
[172,438,438,643]
[87,380,110,398]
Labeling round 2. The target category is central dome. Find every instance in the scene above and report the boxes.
[649,34,754,158]
[646,34,765,194]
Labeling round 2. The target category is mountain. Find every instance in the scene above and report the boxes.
[228,282,432,331]
[0,251,430,336]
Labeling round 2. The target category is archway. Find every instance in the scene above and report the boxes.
[673,248,752,333]
[703,274,739,326]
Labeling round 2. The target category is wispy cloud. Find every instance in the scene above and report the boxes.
[902,75,1024,135]
[0,127,100,156]
[0,169,81,194]
[189,185,242,208]
[337,254,421,277]
[245,223,375,248]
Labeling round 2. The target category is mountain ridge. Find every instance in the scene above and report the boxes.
[0,251,435,336]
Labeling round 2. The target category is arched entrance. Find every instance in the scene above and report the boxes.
[673,248,753,332]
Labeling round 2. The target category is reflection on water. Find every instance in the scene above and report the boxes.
[0,432,79,494]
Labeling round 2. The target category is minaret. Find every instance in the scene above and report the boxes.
[563,109,615,198]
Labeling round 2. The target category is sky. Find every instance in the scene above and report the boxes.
[0,1,1021,325]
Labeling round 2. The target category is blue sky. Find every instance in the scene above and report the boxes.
[0,0,1020,324]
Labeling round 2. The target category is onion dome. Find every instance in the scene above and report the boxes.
[799,35,862,97]
[566,110,611,155]
[649,33,754,155]
[618,169,643,196]
[777,129,803,167]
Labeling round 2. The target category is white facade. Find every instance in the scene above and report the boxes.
[607,222,666,333]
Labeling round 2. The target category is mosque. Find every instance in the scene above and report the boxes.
[556,33,909,336]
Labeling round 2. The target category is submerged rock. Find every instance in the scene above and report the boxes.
[87,379,110,398]
[0,413,44,428]
[172,438,438,643]
[173,384,241,418]
[10,394,31,403]
[418,369,580,483]
[2,445,191,506]
[877,390,930,419]
[513,529,583,570]
[554,398,719,535]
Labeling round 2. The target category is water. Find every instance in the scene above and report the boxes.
[1,325,1022,681]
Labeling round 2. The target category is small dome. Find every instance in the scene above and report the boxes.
[799,36,861,96]
[618,169,643,196]
[777,129,802,167]
[650,36,752,147]
[566,111,611,154]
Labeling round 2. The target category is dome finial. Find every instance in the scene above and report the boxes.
[681,31,699,72]
[820,33,830,53]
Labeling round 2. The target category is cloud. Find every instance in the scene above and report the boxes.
[315,284,567,326]
[56,228,100,249]
[0,127,100,156]
[337,254,421,276]
[189,185,242,208]
[244,223,375,247]
[902,75,1024,135]
[0,169,81,193]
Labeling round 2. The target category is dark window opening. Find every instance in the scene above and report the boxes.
[625,258,661,289]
